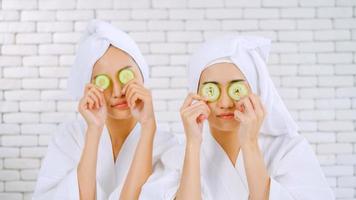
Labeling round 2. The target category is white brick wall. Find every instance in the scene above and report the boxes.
[0,0,355,199]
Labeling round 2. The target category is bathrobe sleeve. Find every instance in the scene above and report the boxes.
[139,134,185,200]
[32,122,83,200]
[32,121,115,200]
[139,133,213,200]
[268,136,335,200]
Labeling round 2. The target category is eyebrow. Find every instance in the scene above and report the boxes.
[119,65,133,71]
[230,79,245,83]
[92,65,133,78]
[202,79,245,85]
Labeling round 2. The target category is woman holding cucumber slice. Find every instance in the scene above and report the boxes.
[33,20,175,200]
[140,36,334,200]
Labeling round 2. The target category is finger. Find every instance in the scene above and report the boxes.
[181,93,207,110]
[84,83,103,95]
[189,106,210,123]
[238,96,254,116]
[197,114,206,123]
[125,83,144,100]
[121,79,141,95]
[249,94,264,118]
[84,83,93,94]
[126,86,147,107]
[185,102,210,119]
[86,95,96,110]
[195,105,210,123]
[181,100,207,114]
[79,98,88,110]
[90,93,100,109]
[88,92,100,109]
[256,94,267,116]
[181,101,205,119]
[234,110,246,122]
[128,91,147,108]
[95,87,105,106]
[88,88,103,107]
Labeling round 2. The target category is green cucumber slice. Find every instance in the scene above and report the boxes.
[201,83,220,102]
[94,74,110,90]
[228,82,248,101]
[118,68,135,84]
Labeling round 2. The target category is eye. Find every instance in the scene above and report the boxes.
[94,74,111,90]
[118,68,135,84]
[228,82,248,101]
[201,83,220,102]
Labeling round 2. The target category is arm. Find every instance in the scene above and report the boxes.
[175,93,210,200]
[234,93,269,200]
[119,120,156,200]
[77,83,107,200]
[241,141,270,200]
[119,80,158,199]
[175,141,202,200]
[77,127,102,200]
[137,134,184,200]
[235,93,333,200]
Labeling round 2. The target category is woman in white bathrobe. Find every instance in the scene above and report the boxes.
[140,36,335,200]
[33,20,174,200]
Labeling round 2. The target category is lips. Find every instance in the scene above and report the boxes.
[111,101,129,110]
[217,113,235,120]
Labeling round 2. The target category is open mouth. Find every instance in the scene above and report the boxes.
[111,101,129,110]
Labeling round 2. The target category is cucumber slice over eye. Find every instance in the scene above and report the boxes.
[118,68,135,84]
[228,82,248,101]
[94,74,110,90]
[201,83,220,102]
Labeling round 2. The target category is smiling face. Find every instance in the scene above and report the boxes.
[91,45,144,120]
[198,63,251,132]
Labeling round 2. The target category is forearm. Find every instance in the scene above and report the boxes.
[176,141,202,200]
[242,141,270,200]
[77,127,102,200]
[120,120,156,200]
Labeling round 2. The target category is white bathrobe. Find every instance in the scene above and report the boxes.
[139,35,335,199]
[140,130,335,200]
[33,19,166,199]
[33,118,175,200]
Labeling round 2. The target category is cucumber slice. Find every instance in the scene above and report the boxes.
[94,74,110,90]
[201,83,220,102]
[228,82,248,101]
[118,68,135,84]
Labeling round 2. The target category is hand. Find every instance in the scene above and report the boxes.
[78,83,107,131]
[234,93,266,148]
[121,80,155,125]
[180,93,210,145]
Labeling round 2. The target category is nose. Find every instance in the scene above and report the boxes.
[217,89,234,109]
[111,80,124,98]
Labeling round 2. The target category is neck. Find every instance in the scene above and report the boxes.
[105,116,138,148]
[209,125,240,166]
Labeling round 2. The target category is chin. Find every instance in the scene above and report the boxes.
[209,119,239,132]
[107,109,132,120]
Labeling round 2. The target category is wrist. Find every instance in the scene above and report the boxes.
[87,125,103,138]
[241,140,259,152]
[88,124,104,132]
[141,118,156,132]
[186,139,202,150]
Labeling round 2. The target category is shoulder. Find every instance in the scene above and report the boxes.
[158,133,186,171]
[259,133,315,171]
[50,118,87,152]
[259,133,308,154]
